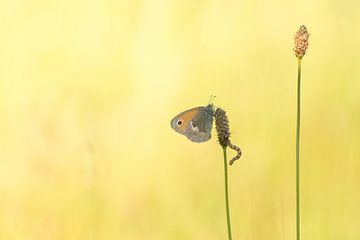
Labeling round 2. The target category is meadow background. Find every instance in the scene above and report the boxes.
[0,0,359,239]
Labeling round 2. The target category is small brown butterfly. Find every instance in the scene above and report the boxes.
[170,103,214,142]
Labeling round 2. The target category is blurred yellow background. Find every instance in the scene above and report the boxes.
[0,0,359,239]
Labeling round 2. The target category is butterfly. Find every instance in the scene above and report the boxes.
[170,103,214,142]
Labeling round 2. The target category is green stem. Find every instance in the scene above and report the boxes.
[223,146,232,240]
[296,58,301,240]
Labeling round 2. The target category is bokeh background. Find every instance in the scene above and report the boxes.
[1,0,359,239]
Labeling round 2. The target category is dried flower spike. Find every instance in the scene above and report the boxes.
[215,108,230,147]
[215,107,242,165]
[294,25,309,59]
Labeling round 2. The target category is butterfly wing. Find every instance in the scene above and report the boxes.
[171,107,202,135]
[170,105,214,142]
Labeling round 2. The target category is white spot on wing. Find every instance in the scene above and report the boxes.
[190,121,200,132]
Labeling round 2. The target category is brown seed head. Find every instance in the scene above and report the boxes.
[294,25,309,59]
[214,107,242,165]
[215,107,230,147]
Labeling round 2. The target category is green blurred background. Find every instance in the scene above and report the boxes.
[0,0,359,239]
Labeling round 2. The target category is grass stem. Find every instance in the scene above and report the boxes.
[296,57,302,240]
[223,146,232,240]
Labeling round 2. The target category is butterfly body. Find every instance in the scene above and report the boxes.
[170,104,214,142]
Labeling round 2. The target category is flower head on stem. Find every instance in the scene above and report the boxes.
[294,25,310,59]
[215,107,242,165]
[294,24,309,240]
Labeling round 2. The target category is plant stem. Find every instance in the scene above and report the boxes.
[296,57,301,240]
[223,146,232,240]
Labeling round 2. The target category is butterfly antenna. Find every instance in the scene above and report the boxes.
[208,95,216,104]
